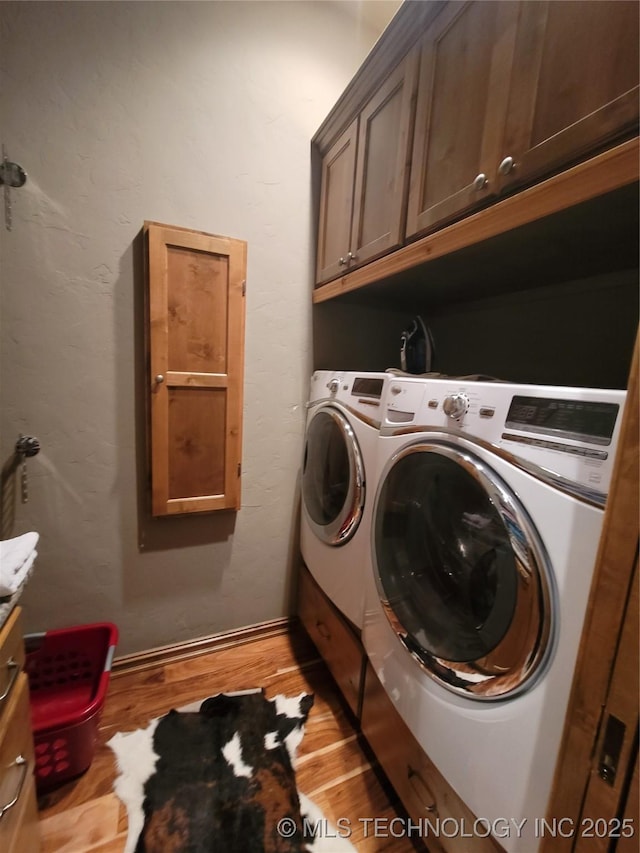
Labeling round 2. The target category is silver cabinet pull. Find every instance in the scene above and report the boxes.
[0,658,18,705]
[498,155,515,176]
[338,257,348,266]
[154,374,164,384]
[473,172,488,191]
[0,756,28,820]
[347,251,358,262]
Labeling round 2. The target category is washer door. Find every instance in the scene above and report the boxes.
[373,439,555,700]
[302,406,365,546]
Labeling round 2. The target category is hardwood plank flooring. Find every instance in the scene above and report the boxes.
[37,624,422,852]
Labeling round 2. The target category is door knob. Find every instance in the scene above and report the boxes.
[154,374,164,384]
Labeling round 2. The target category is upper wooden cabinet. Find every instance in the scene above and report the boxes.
[499,0,640,194]
[406,0,639,240]
[313,1,639,291]
[315,50,418,284]
[145,222,246,516]
[406,1,519,238]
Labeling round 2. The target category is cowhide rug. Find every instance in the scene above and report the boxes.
[107,689,355,853]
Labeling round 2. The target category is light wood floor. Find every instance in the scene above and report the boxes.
[36,623,422,853]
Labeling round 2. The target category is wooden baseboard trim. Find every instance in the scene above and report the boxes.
[112,616,296,677]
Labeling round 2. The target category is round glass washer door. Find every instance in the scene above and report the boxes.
[302,406,365,546]
[373,439,555,700]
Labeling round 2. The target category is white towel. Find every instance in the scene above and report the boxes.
[0,532,39,597]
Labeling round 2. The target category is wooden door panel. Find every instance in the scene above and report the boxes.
[615,752,639,853]
[167,388,226,500]
[146,222,246,516]
[501,1,639,190]
[166,246,229,373]
[406,1,517,238]
[315,120,358,284]
[421,3,494,205]
[351,49,418,265]
[573,559,638,853]
[531,2,638,144]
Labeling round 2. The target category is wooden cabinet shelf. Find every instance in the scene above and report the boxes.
[313,138,639,307]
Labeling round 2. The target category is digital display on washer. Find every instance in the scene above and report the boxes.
[351,377,384,398]
[505,396,619,445]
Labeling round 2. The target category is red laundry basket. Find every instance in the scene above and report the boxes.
[24,622,118,791]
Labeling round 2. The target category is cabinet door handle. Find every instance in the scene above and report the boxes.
[338,256,348,266]
[408,764,438,816]
[498,155,516,176]
[0,658,19,705]
[316,620,331,641]
[473,172,488,191]
[0,755,28,820]
[347,251,358,262]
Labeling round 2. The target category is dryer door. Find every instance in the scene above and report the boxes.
[373,438,555,700]
[302,406,365,546]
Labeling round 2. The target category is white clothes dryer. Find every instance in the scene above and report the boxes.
[300,370,389,629]
[363,376,626,852]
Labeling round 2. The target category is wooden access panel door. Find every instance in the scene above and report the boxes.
[500,0,640,192]
[145,222,246,516]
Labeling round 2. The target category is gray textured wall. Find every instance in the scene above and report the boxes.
[0,1,383,654]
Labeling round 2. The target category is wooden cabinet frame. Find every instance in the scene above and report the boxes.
[542,339,639,851]
[313,138,639,304]
[145,222,246,516]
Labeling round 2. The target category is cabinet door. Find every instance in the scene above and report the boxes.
[500,1,639,191]
[146,222,246,516]
[315,120,358,284]
[406,1,519,239]
[350,49,419,268]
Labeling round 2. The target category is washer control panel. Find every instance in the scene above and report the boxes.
[381,377,627,495]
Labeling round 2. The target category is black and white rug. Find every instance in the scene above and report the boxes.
[107,689,356,852]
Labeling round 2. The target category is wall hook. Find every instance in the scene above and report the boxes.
[1,146,27,231]
[15,434,40,504]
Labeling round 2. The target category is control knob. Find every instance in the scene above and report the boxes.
[443,393,469,420]
[326,378,340,394]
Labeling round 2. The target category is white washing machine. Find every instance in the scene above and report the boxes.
[363,376,626,852]
[300,370,389,629]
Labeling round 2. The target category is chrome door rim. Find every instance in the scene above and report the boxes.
[302,406,365,546]
[373,435,556,701]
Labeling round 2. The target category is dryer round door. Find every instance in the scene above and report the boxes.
[302,405,365,546]
[373,438,555,700]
